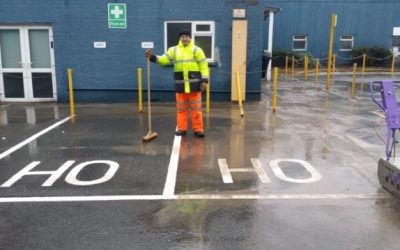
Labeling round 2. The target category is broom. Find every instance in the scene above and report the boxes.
[142,57,158,142]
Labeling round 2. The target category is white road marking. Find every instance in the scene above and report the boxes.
[0,193,388,203]
[218,158,234,183]
[218,158,270,184]
[0,116,75,161]
[228,168,256,172]
[65,160,119,186]
[162,134,182,196]
[1,161,75,187]
[270,159,322,183]
[346,134,382,149]
[250,158,271,183]
[370,110,385,118]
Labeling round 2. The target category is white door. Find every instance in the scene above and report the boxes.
[0,26,56,102]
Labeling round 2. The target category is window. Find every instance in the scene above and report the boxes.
[340,35,354,51]
[393,36,400,47]
[393,27,400,46]
[292,35,307,51]
[164,21,215,61]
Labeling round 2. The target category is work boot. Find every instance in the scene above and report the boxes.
[194,131,205,138]
[175,130,186,136]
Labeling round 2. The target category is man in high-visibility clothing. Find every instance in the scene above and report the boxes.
[145,29,209,137]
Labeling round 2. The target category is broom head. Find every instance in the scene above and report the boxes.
[142,131,158,142]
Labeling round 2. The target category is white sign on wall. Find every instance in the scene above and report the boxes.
[233,9,246,18]
[141,42,154,49]
[94,41,107,48]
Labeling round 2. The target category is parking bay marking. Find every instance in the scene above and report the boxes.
[1,157,321,188]
[163,133,182,196]
[0,113,322,191]
[0,156,386,201]
[0,193,388,203]
[219,158,322,184]
[0,115,75,161]
[0,119,382,202]
[1,160,119,187]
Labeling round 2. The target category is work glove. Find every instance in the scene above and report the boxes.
[145,49,157,62]
[144,49,152,58]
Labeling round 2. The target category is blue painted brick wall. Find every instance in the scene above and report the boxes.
[264,0,400,65]
[0,0,265,102]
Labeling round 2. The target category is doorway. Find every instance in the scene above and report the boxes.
[0,26,56,102]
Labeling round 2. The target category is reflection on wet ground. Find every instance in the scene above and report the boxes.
[0,73,400,249]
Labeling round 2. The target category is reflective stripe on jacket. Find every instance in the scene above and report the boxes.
[156,40,209,93]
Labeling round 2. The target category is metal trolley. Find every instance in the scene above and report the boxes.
[370,80,400,198]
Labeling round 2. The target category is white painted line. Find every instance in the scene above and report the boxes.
[0,193,388,203]
[175,194,387,200]
[228,168,256,172]
[218,158,233,183]
[346,134,382,149]
[162,134,182,196]
[0,116,75,161]
[370,110,385,118]
[270,159,322,184]
[218,158,271,183]
[250,158,271,183]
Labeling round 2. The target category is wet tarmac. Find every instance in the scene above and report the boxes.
[0,73,400,249]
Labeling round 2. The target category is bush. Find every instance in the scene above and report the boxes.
[352,47,392,67]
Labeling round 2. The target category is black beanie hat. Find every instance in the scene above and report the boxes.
[179,29,191,37]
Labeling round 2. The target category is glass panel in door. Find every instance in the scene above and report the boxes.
[3,73,24,98]
[32,73,53,98]
[0,30,22,68]
[28,29,53,99]
[28,29,51,68]
[0,29,25,98]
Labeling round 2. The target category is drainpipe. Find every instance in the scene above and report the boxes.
[266,10,274,81]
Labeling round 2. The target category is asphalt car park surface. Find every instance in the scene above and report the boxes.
[0,74,400,249]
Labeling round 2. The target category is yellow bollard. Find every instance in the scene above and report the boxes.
[291,56,295,79]
[67,68,75,116]
[315,59,319,83]
[206,68,211,113]
[285,56,288,76]
[362,53,366,75]
[273,67,278,113]
[351,63,357,99]
[326,13,337,90]
[304,55,308,81]
[137,68,143,113]
[392,53,396,75]
[236,69,244,117]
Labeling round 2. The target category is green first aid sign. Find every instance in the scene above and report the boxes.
[108,3,126,29]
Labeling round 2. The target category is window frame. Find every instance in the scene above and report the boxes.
[164,21,215,62]
[292,35,307,51]
[339,35,354,51]
[392,36,400,47]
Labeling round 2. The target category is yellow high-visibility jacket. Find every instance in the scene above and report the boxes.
[156,40,209,93]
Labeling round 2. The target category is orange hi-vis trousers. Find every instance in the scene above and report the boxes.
[176,92,203,132]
